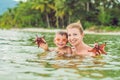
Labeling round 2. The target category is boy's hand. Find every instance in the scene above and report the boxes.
[34,35,46,48]
[39,43,49,51]
[34,35,49,51]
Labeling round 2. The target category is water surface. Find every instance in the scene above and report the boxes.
[0,29,120,80]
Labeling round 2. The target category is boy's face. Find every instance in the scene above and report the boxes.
[54,34,68,49]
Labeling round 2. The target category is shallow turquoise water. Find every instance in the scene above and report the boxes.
[0,29,120,80]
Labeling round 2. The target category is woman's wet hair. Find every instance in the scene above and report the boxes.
[66,21,84,34]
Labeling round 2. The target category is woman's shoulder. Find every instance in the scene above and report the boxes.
[85,45,96,56]
[87,47,96,57]
[85,45,92,50]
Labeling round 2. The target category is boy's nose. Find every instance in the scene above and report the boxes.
[59,40,63,43]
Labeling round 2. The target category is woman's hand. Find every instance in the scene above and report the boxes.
[88,42,107,55]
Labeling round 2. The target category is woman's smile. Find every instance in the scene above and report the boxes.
[67,28,83,46]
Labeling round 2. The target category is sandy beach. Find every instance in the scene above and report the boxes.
[10,28,120,35]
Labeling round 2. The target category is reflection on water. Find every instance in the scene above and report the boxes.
[0,29,120,80]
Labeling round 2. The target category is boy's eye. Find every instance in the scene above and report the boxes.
[56,38,60,41]
[62,39,67,42]
[56,38,67,42]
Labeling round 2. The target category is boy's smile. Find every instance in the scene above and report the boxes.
[54,34,67,48]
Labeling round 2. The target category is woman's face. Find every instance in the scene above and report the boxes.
[67,28,84,46]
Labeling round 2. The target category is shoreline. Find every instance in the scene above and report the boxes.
[4,28,120,35]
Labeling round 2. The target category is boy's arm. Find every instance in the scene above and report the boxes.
[34,35,50,51]
[39,43,49,51]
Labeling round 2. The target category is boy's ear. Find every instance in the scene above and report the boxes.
[66,40,68,43]
[53,38,56,43]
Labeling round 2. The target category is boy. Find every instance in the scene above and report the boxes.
[38,31,72,57]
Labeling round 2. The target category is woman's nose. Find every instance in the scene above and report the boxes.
[69,36,74,40]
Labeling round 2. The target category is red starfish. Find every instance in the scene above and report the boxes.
[88,42,107,55]
[34,35,46,48]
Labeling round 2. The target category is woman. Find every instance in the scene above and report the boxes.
[66,22,96,57]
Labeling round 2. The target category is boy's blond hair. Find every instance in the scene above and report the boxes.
[66,21,84,34]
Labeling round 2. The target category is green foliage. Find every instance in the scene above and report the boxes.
[97,6,111,25]
[0,0,120,30]
[83,21,95,29]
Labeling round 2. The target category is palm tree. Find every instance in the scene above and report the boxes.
[54,0,65,28]
[31,0,56,28]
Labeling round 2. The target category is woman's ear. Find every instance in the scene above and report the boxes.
[81,33,84,39]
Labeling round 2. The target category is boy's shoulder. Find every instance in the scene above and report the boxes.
[65,46,71,49]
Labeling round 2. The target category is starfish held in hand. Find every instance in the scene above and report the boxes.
[34,35,46,48]
[88,42,107,55]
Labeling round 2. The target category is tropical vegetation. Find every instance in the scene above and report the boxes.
[0,0,120,31]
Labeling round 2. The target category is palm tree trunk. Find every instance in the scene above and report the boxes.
[62,17,64,28]
[86,2,89,12]
[56,16,59,28]
[46,14,50,28]
[68,15,71,24]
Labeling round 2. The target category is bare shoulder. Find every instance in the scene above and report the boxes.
[85,45,92,50]
[87,46,92,50]
[65,46,71,49]
[86,45,96,56]
[87,46,96,56]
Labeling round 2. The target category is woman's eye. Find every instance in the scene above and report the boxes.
[68,34,71,36]
[73,33,77,36]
